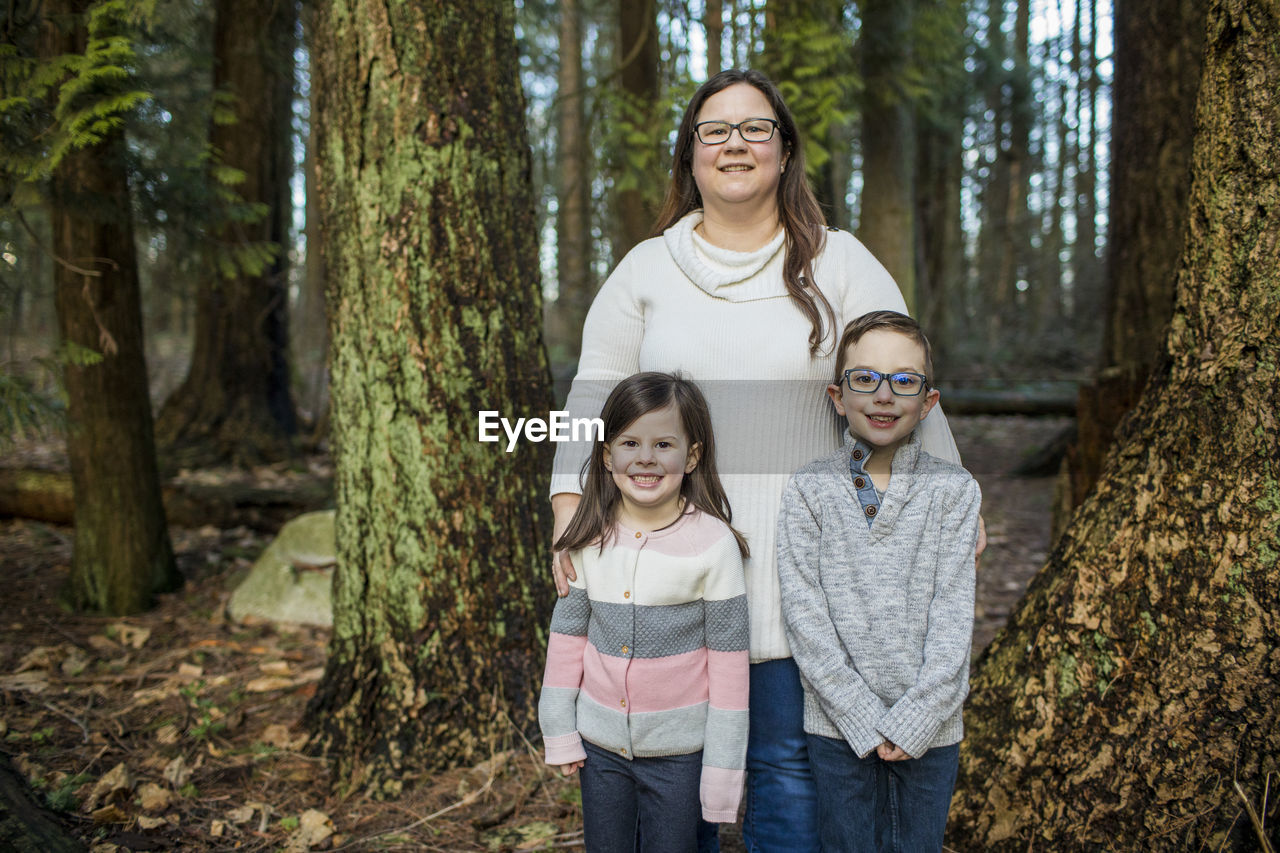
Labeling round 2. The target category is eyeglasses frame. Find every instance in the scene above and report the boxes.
[693,117,780,145]
[841,369,930,397]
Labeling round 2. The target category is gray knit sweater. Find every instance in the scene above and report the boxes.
[777,430,981,760]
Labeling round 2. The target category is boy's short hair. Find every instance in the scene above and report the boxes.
[833,311,934,385]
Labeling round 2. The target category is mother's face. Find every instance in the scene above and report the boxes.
[690,83,788,217]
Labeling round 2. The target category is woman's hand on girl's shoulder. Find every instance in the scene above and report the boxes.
[553,549,578,597]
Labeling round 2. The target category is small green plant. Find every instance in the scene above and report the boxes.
[279,814,300,831]
[44,773,92,812]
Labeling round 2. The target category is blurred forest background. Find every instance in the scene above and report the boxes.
[3,0,1278,851]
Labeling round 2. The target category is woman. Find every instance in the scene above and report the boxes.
[550,69,965,851]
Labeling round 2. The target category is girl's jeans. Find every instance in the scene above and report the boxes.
[807,734,960,853]
[581,740,702,853]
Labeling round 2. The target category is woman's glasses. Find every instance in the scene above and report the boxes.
[694,118,779,145]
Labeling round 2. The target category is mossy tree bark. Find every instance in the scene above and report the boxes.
[305,0,555,797]
[950,1,1280,848]
[154,0,298,469]
[43,1,179,614]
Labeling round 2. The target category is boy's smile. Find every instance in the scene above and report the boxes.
[827,329,941,465]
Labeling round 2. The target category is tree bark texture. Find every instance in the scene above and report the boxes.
[306,0,555,797]
[857,0,917,309]
[950,1,1280,848]
[155,0,298,469]
[43,0,178,615]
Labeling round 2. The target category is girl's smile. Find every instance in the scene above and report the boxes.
[603,403,701,530]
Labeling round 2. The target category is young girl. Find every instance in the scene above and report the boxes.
[539,372,751,853]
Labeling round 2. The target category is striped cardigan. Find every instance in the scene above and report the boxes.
[538,508,750,823]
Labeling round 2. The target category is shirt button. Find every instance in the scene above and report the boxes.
[865,505,877,518]
[852,449,864,460]
[854,477,866,489]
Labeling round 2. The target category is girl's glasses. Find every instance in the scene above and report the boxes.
[842,369,929,396]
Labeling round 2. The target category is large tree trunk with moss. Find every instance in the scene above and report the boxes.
[155,0,297,469]
[949,1,1280,848]
[305,0,554,797]
[1062,0,1206,524]
[44,2,179,614]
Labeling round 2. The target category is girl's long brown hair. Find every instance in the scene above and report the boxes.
[651,68,836,355]
[554,372,749,558]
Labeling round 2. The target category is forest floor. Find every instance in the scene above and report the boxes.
[0,414,1070,852]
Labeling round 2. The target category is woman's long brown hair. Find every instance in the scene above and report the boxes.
[651,68,836,355]
[554,372,749,559]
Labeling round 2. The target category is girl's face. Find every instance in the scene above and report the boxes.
[603,403,701,529]
[690,83,787,216]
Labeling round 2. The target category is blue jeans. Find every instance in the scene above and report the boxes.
[742,658,821,852]
[807,734,959,853]
[581,740,703,853]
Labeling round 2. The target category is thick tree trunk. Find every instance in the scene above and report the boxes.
[1064,0,1206,518]
[950,1,1280,848]
[44,0,178,615]
[857,0,916,309]
[705,0,724,74]
[306,0,554,797]
[155,0,297,469]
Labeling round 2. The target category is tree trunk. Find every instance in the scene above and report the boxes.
[856,0,916,309]
[1063,0,1206,519]
[975,0,1013,344]
[706,0,724,74]
[950,1,1280,848]
[613,0,659,259]
[44,0,179,615]
[154,0,298,469]
[306,0,555,797]
[548,0,594,371]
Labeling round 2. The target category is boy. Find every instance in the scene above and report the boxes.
[777,310,981,853]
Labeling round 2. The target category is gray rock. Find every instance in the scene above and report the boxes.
[227,510,336,627]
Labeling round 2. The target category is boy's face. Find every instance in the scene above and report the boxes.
[826,329,941,458]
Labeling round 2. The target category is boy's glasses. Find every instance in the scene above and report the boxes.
[841,369,929,396]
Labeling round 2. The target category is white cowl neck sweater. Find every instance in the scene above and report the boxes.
[551,210,961,661]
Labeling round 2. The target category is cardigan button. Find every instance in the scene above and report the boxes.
[865,505,877,518]
[622,644,630,654]
[634,531,642,539]
[624,591,631,599]
[854,477,866,489]
[620,699,627,707]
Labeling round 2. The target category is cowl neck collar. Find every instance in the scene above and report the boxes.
[663,210,788,301]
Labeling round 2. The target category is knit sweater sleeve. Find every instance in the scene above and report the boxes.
[777,470,890,758]
[699,531,749,823]
[878,476,981,758]
[537,572,590,766]
[549,252,645,497]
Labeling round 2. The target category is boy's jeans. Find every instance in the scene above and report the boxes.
[807,734,959,853]
[741,658,822,852]
[581,740,702,853]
